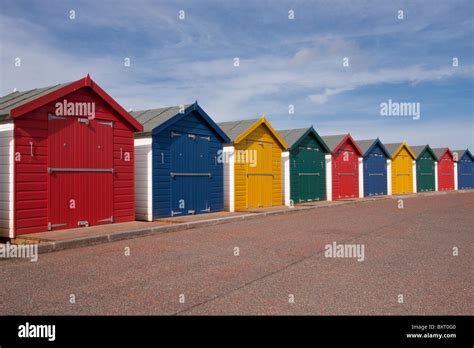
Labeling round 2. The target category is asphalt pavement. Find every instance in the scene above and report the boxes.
[0,191,472,315]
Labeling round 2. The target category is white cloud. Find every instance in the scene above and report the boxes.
[0,3,472,148]
[309,88,354,104]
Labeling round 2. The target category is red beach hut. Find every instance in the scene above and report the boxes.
[0,75,143,238]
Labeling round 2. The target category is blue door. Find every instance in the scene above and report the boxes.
[364,152,387,196]
[458,155,473,189]
[170,131,211,216]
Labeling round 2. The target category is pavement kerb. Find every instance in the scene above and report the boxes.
[107,228,155,242]
[9,191,461,256]
[53,234,111,251]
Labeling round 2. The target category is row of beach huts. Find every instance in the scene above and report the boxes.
[0,76,472,238]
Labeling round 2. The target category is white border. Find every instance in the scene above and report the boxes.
[387,159,392,195]
[134,137,153,221]
[454,162,458,190]
[0,122,14,238]
[358,157,364,198]
[223,146,235,212]
[412,160,417,193]
[281,151,290,206]
[325,154,332,201]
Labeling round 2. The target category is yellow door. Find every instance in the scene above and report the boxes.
[392,149,413,194]
[247,141,273,208]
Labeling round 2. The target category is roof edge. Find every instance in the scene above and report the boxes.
[150,102,231,143]
[417,144,438,161]
[393,142,416,160]
[9,75,143,132]
[332,133,364,156]
[455,148,474,160]
[288,126,331,153]
[364,138,391,158]
[234,116,288,149]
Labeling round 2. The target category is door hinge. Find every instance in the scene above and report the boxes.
[187,210,196,215]
[171,210,182,217]
[97,121,114,127]
[98,216,113,223]
[201,207,210,213]
[48,222,67,231]
[48,114,67,120]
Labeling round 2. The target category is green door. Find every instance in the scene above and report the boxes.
[291,136,326,203]
[417,152,435,192]
[298,147,316,201]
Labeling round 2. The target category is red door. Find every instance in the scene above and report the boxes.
[48,116,114,230]
[334,149,358,199]
[438,156,454,190]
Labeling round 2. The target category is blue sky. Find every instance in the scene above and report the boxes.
[0,0,473,148]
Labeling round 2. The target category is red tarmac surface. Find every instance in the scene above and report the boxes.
[1,191,472,315]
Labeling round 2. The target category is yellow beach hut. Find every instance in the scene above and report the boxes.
[218,117,288,211]
[385,142,416,194]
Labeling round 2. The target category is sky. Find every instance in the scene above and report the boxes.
[0,0,473,149]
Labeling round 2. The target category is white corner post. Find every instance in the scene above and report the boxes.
[0,122,15,238]
[223,146,235,212]
[387,159,392,195]
[454,162,458,190]
[435,161,439,191]
[412,160,417,193]
[134,137,153,221]
[358,156,364,198]
[325,154,332,201]
[281,151,290,206]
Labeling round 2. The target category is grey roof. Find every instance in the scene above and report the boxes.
[277,128,309,149]
[0,82,72,120]
[320,134,346,152]
[431,147,449,159]
[217,119,259,142]
[383,143,404,157]
[355,139,377,155]
[409,145,429,158]
[451,149,466,161]
[131,105,192,134]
